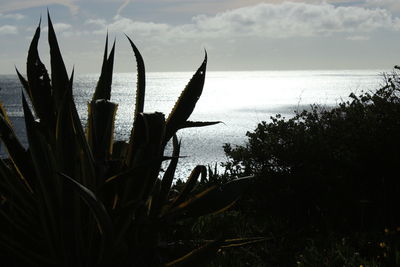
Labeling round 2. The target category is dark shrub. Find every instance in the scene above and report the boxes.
[224,69,400,233]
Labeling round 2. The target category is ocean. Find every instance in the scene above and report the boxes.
[0,70,386,178]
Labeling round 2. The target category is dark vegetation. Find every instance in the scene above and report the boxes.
[206,69,400,266]
[1,15,400,267]
[0,15,258,266]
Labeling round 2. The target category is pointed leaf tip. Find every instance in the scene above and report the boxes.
[70,67,75,84]
[164,52,207,142]
[126,35,146,118]
[47,11,70,106]
[103,34,109,62]
[47,10,51,24]
[92,33,115,101]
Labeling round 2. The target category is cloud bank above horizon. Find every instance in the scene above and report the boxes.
[0,0,400,73]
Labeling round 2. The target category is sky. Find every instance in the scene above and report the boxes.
[1,0,400,74]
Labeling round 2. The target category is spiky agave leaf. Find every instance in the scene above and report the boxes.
[165,176,253,219]
[170,165,207,209]
[164,52,207,143]
[165,237,267,266]
[55,78,96,190]
[0,164,28,202]
[126,35,146,120]
[122,112,166,204]
[2,14,257,265]
[55,98,86,265]
[0,198,48,264]
[220,237,268,248]
[125,35,146,174]
[0,164,45,265]
[22,93,60,259]
[111,140,129,160]
[108,113,166,256]
[87,99,118,165]
[48,15,85,142]
[53,88,104,264]
[87,35,118,186]
[59,172,114,264]
[55,93,80,178]
[126,111,164,166]
[92,35,115,101]
[0,232,55,266]
[0,158,34,214]
[136,113,166,204]
[15,68,29,99]
[67,84,96,188]
[101,113,166,249]
[150,134,181,217]
[0,104,33,190]
[0,159,37,241]
[26,19,55,129]
[47,12,70,109]
[165,239,222,267]
[45,15,96,189]
[178,120,222,130]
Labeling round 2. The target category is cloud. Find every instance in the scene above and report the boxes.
[0,0,79,15]
[94,16,170,37]
[43,22,72,32]
[189,2,400,38]
[90,2,400,41]
[102,0,400,17]
[0,25,18,35]
[0,13,25,20]
[85,18,107,27]
[346,35,370,41]
[116,0,131,16]
[365,0,400,12]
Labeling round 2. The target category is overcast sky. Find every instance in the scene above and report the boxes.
[1,0,400,74]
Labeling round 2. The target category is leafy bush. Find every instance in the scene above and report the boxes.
[224,70,400,232]
[222,69,400,266]
[0,15,254,266]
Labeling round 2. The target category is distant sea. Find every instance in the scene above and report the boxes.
[0,70,387,178]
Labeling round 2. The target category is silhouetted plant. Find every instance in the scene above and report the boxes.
[225,70,400,229]
[0,14,256,266]
[222,68,400,266]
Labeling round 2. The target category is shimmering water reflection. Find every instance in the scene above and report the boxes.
[0,70,385,178]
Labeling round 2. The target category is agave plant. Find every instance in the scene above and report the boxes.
[0,14,259,266]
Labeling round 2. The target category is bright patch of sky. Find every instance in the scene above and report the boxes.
[0,0,400,73]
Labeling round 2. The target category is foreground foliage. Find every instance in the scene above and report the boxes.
[221,69,400,266]
[0,15,254,266]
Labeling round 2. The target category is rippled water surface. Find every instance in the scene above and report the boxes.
[0,70,385,178]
